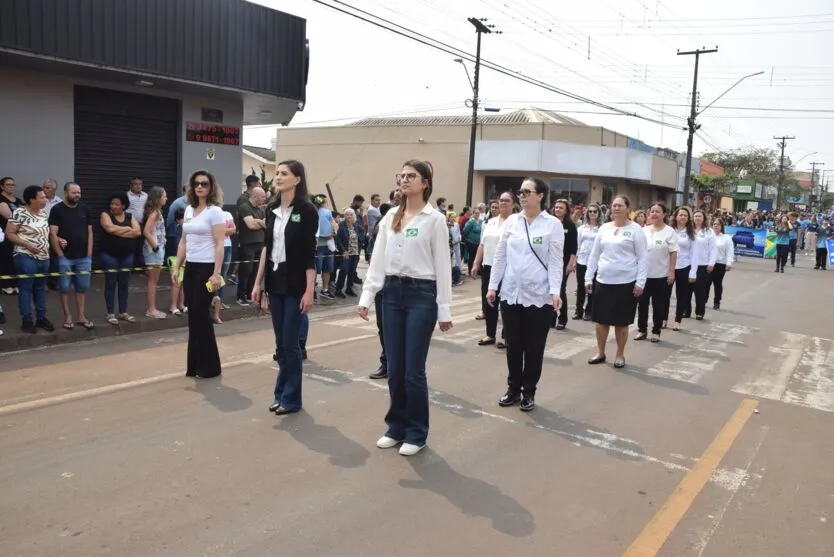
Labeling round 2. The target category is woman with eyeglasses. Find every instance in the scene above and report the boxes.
[487,179,563,412]
[574,203,601,321]
[692,209,716,320]
[171,170,226,379]
[551,198,577,330]
[251,160,318,415]
[471,193,513,347]
[585,195,647,369]
[636,202,677,343]
[358,160,452,456]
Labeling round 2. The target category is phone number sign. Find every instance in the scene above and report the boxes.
[186,122,240,146]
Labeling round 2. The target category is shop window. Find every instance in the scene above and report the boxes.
[602,183,616,206]
[549,178,589,207]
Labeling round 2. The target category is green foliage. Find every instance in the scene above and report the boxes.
[701,146,782,185]
[692,172,732,194]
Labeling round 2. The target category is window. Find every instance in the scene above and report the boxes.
[602,183,616,206]
[549,178,589,207]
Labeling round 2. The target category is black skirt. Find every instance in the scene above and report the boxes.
[591,280,638,326]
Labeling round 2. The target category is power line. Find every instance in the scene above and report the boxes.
[312,0,684,130]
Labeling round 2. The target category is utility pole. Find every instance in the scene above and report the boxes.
[465,17,495,207]
[678,46,718,206]
[774,135,795,209]
[810,162,825,210]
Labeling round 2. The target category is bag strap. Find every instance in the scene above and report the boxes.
[523,217,548,271]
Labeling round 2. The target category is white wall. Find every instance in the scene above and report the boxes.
[0,67,244,202]
[0,68,75,190]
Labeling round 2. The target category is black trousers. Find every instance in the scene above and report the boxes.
[184,262,222,378]
[236,242,261,301]
[481,265,503,340]
[374,291,387,369]
[555,263,570,326]
[638,277,668,335]
[693,265,710,317]
[789,239,797,266]
[816,247,828,269]
[776,244,789,270]
[668,266,693,322]
[133,235,145,270]
[501,302,553,396]
[465,242,479,272]
[575,264,589,317]
[707,263,727,306]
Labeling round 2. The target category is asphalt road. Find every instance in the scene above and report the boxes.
[1,255,832,557]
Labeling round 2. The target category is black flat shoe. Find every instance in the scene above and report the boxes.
[498,390,521,407]
[695,315,704,321]
[555,323,566,331]
[588,355,607,365]
[274,407,300,416]
[519,395,535,412]
[614,360,626,369]
[268,402,281,412]
[572,313,583,320]
[634,332,647,341]
[496,341,507,349]
[477,337,496,346]
[369,366,388,380]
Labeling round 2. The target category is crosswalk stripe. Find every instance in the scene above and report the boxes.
[733,332,808,400]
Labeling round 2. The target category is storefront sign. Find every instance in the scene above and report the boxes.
[186,122,240,145]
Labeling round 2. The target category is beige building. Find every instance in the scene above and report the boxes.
[242,144,276,185]
[275,108,680,210]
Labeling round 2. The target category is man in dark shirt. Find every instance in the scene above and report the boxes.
[48,182,94,328]
[235,186,266,305]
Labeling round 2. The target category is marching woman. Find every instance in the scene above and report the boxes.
[171,171,226,378]
[358,160,452,456]
[692,209,717,320]
[707,217,733,310]
[667,207,699,331]
[251,160,317,415]
[551,198,577,330]
[636,202,677,343]
[816,217,832,270]
[774,214,792,273]
[574,203,602,321]
[487,178,563,412]
[471,192,513,347]
[585,194,647,369]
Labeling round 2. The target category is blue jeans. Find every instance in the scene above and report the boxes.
[270,293,304,411]
[100,253,133,314]
[57,256,92,293]
[300,313,309,343]
[14,254,49,322]
[217,246,232,299]
[382,277,438,445]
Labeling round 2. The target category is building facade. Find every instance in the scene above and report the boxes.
[0,0,308,210]
[276,108,680,210]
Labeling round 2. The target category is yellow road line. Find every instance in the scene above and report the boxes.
[621,398,759,557]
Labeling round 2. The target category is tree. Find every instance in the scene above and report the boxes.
[701,146,782,186]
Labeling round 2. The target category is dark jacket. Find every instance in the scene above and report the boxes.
[263,200,318,297]
[335,219,366,254]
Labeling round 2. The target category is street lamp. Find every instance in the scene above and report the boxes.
[793,151,817,167]
[697,71,765,116]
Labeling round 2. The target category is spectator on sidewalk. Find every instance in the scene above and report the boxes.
[168,208,187,315]
[49,182,94,330]
[334,207,365,298]
[313,194,337,300]
[236,186,266,306]
[166,185,188,260]
[213,209,236,324]
[126,177,148,271]
[42,179,63,291]
[0,176,23,295]
[99,192,141,325]
[5,185,54,333]
[365,193,382,262]
[142,186,168,320]
[230,174,262,284]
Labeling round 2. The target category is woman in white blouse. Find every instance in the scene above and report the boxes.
[487,178,563,412]
[171,171,226,378]
[637,202,677,343]
[358,160,452,457]
[667,207,699,331]
[707,217,734,310]
[692,209,717,320]
[471,192,513,347]
[574,203,601,321]
[585,194,647,369]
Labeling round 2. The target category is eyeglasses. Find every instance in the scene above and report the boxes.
[194,180,210,188]
[518,189,536,197]
[396,172,419,183]
[587,210,598,214]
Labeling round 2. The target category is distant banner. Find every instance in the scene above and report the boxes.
[828,239,834,267]
[726,226,774,258]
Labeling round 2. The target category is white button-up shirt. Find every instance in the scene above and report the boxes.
[714,233,735,266]
[576,223,599,266]
[359,203,453,322]
[127,190,149,224]
[643,224,679,279]
[480,215,510,267]
[674,228,700,279]
[488,211,564,308]
[693,228,717,267]
[586,221,648,288]
[270,206,293,271]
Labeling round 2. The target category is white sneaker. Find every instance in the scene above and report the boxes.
[376,435,402,449]
[399,443,426,456]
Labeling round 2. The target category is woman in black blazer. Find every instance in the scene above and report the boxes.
[252,160,318,415]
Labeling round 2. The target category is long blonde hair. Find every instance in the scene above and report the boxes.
[391,160,433,233]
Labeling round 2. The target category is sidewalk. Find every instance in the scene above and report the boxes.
[0,270,359,353]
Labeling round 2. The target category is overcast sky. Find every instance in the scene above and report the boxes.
[245,0,833,182]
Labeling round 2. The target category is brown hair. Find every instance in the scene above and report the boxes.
[613,194,631,208]
[143,186,166,225]
[186,170,223,208]
[391,160,433,233]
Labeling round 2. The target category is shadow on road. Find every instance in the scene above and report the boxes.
[526,407,644,461]
[399,449,536,537]
[273,410,370,468]
[187,376,254,413]
[429,388,488,419]
[618,365,710,395]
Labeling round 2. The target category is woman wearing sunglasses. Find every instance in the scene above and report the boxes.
[487,178,564,412]
[171,170,226,379]
[574,203,602,320]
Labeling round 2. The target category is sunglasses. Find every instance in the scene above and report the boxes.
[587,210,598,214]
[194,180,210,188]
[518,189,537,197]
